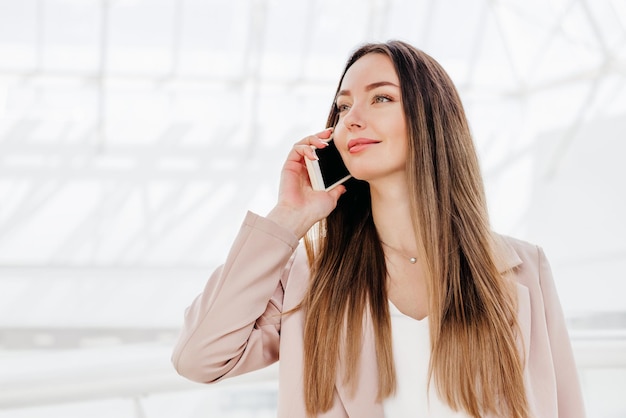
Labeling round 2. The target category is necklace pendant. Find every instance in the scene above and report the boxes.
[409,257,417,264]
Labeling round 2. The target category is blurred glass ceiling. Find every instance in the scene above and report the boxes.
[0,0,625,354]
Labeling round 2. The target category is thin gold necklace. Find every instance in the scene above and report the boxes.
[380,240,417,264]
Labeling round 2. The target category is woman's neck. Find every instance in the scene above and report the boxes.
[369,178,418,254]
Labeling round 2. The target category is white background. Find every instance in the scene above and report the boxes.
[0,0,625,416]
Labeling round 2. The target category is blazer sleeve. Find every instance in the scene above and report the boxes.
[171,211,300,383]
[537,247,586,417]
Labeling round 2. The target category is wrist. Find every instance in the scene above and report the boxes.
[266,205,313,239]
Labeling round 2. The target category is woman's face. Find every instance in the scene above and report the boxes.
[333,53,409,183]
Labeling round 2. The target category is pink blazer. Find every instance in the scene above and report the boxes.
[172,212,586,417]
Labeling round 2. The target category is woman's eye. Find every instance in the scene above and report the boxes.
[374,95,392,103]
[336,103,350,112]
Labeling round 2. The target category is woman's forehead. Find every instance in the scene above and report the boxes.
[339,53,399,92]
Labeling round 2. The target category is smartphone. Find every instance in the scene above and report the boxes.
[305,138,352,191]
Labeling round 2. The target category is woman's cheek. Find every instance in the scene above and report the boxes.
[332,125,348,151]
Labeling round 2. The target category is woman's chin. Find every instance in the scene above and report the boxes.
[348,167,392,181]
[344,166,378,182]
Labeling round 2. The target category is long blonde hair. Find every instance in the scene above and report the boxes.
[301,41,529,417]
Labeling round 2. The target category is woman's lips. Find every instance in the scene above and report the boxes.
[347,138,381,153]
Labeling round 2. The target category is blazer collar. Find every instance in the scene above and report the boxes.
[492,233,523,273]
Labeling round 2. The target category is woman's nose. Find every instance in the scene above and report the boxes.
[342,105,365,130]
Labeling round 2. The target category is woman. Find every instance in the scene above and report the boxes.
[172,41,585,417]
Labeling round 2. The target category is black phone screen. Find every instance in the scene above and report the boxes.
[316,140,350,188]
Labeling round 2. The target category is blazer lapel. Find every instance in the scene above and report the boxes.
[492,234,532,361]
[492,233,523,274]
[334,304,385,418]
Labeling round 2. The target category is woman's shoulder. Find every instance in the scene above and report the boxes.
[497,234,551,266]
[498,233,541,253]
[492,233,553,289]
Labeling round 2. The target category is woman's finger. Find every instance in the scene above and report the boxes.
[295,127,333,146]
[288,144,318,162]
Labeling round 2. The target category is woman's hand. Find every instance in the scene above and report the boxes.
[266,128,347,238]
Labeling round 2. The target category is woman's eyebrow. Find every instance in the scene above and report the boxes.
[336,81,400,98]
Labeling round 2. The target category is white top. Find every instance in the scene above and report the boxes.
[383,301,470,417]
